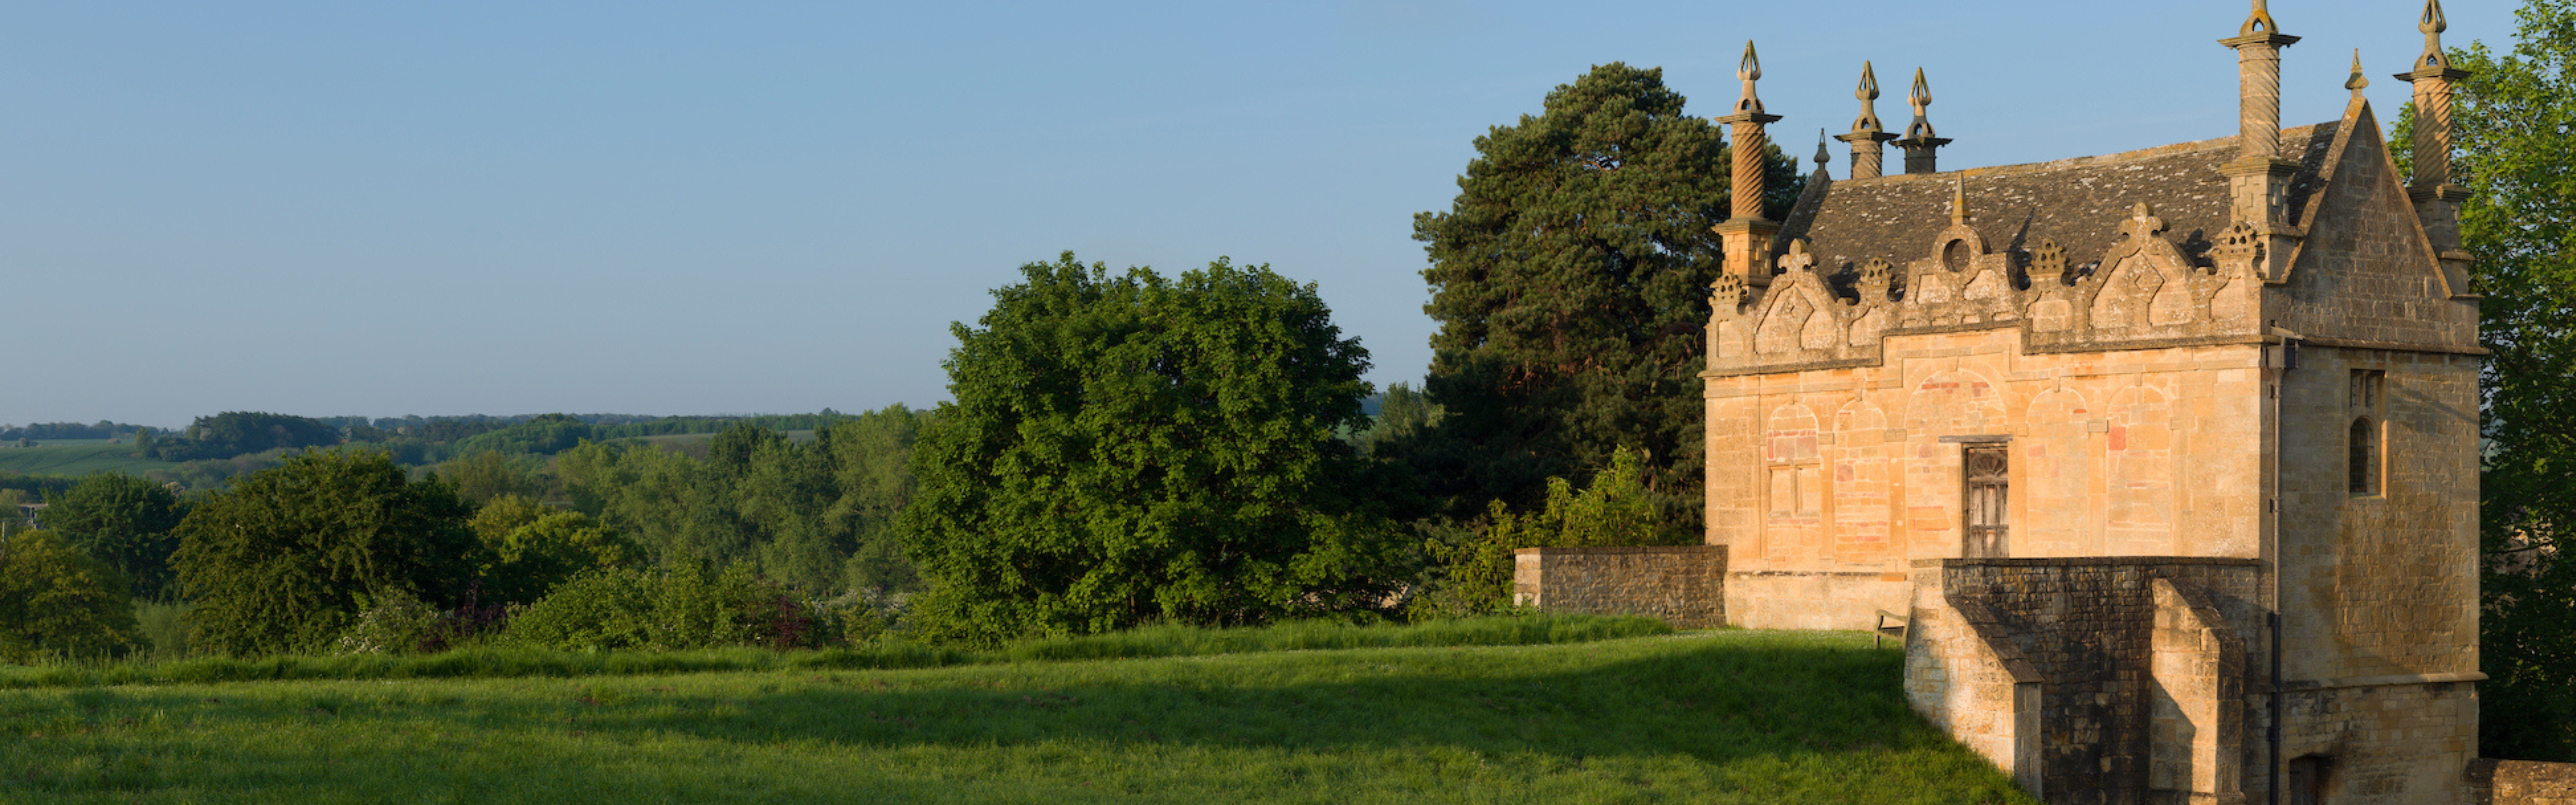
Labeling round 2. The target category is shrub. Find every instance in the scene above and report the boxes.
[132,600,193,660]
[1409,448,1671,620]
[502,566,821,652]
[335,588,444,655]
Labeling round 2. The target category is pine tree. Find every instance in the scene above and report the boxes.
[1411,63,1802,536]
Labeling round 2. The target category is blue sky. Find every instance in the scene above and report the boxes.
[0,0,2510,428]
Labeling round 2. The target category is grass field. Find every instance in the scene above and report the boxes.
[0,442,174,478]
[0,629,2032,804]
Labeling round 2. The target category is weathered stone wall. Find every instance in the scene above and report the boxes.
[1705,327,2266,630]
[2468,759,2576,805]
[1904,565,2044,796]
[1511,546,1726,628]
[2274,345,2481,686]
[2270,104,2479,348]
[1904,557,2261,805]
[2270,677,2482,805]
[2149,576,2244,800]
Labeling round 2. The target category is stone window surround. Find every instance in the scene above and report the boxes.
[2348,368,2386,497]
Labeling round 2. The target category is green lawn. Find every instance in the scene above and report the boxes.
[0,630,2031,804]
[0,443,173,477]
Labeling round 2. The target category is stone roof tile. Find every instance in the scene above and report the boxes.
[1787,123,2337,279]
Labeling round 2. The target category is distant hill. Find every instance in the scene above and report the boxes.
[0,442,178,478]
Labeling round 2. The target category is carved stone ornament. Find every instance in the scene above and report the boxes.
[1779,238,1818,274]
[1712,272,1749,310]
[2213,220,2264,277]
[2117,202,2170,243]
[1859,257,1895,301]
[2030,239,2069,284]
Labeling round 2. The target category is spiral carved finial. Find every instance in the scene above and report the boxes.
[2418,0,2449,70]
[2240,0,2281,38]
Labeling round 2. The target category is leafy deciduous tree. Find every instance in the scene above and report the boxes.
[173,450,483,656]
[468,494,637,605]
[39,473,189,602]
[1408,447,1668,619]
[819,405,928,593]
[555,409,930,596]
[0,529,145,662]
[901,254,1406,644]
[2413,0,2576,761]
[441,449,548,504]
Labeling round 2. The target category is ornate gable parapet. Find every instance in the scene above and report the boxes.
[1707,190,2267,376]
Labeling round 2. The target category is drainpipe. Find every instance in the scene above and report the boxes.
[2266,326,2300,805]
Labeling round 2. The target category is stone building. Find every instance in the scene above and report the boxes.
[1696,1,2484,802]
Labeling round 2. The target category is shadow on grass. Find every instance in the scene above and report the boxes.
[553,636,1927,763]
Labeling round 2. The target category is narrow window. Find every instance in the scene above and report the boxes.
[1963,445,2009,558]
[2349,370,2385,496]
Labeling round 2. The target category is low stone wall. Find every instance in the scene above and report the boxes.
[1723,571,1912,631]
[2470,759,2576,805]
[1906,557,2264,805]
[1512,546,1726,628]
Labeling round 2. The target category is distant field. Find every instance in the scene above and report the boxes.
[0,443,174,478]
[0,629,2031,804]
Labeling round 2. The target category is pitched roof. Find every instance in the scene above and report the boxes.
[1779,123,2337,276]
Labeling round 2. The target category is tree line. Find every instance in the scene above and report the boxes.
[4,404,933,660]
[0,421,151,443]
[0,28,2566,762]
[0,62,1838,665]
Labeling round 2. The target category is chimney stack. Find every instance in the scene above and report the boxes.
[2219,0,2301,280]
[1713,41,1784,288]
[1894,68,1949,174]
[2399,0,2475,291]
[1836,62,1899,179]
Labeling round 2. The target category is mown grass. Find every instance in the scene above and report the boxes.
[0,442,174,477]
[0,629,2033,804]
[0,614,1671,689]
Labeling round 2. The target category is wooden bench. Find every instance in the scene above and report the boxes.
[1874,610,1909,649]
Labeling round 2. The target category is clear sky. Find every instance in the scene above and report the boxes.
[0,0,2511,428]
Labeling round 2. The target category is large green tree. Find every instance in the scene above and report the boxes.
[1411,62,1803,534]
[2420,0,2576,762]
[900,254,1406,644]
[813,405,928,593]
[0,530,145,662]
[467,495,636,605]
[172,450,483,656]
[38,473,188,602]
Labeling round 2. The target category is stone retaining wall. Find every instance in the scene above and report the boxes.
[1511,546,1727,628]
[2470,759,2576,805]
[1906,557,2264,804]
